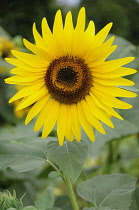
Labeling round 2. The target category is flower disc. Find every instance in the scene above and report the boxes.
[45,56,92,104]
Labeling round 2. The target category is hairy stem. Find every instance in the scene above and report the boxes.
[63,174,79,210]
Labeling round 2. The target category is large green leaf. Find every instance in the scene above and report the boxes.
[7,209,17,210]
[83,208,111,210]
[46,208,62,210]
[34,187,55,210]
[22,207,38,210]
[77,174,137,210]
[129,188,139,210]
[46,140,88,181]
[54,195,72,210]
[0,137,50,172]
[0,123,39,141]
[83,118,139,158]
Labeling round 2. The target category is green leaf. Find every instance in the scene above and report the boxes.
[34,187,55,210]
[85,118,139,158]
[83,208,111,210]
[0,123,39,141]
[22,207,38,210]
[129,188,139,210]
[48,171,61,179]
[77,173,137,210]
[55,195,72,210]
[46,208,62,210]
[0,137,48,172]
[46,140,88,181]
[7,209,17,210]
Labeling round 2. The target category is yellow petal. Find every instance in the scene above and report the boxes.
[75,7,86,32]
[90,92,123,120]
[41,19,58,58]
[77,102,95,142]
[11,50,48,68]
[92,67,137,78]
[93,84,137,98]
[42,100,60,138]
[25,96,49,124]
[9,83,44,103]
[92,89,132,109]
[70,104,81,142]
[6,58,46,72]
[34,98,54,131]
[63,105,74,142]
[81,100,105,134]
[85,20,95,37]
[33,23,47,49]
[94,77,135,86]
[85,95,114,128]
[10,67,45,76]
[23,39,51,62]
[86,44,117,64]
[93,22,113,47]
[57,104,66,146]
[64,11,74,54]
[41,17,52,38]
[71,8,86,55]
[17,86,47,110]
[53,10,66,56]
[5,75,44,84]
[91,57,135,71]
[53,10,63,34]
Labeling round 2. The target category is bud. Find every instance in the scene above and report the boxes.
[0,190,23,210]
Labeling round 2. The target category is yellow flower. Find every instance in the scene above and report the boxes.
[5,8,137,146]
[13,86,31,119]
[0,36,17,59]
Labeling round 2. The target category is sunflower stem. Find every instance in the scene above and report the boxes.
[63,174,79,210]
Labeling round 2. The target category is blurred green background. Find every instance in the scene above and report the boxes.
[0,0,139,44]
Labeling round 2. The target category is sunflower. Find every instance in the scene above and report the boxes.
[5,8,137,146]
[0,36,18,73]
[0,36,17,59]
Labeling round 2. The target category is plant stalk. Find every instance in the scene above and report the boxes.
[64,174,79,210]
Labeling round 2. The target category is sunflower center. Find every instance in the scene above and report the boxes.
[57,67,77,85]
[45,56,92,104]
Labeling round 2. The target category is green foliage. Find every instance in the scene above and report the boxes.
[77,174,137,210]
[0,138,48,172]
[22,207,38,210]
[1,5,139,209]
[0,190,23,210]
[34,187,55,210]
[129,188,139,210]
[83,208,111,210]
[46,140,88,182]
[85,118,139,158]
[45,208,62,210]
